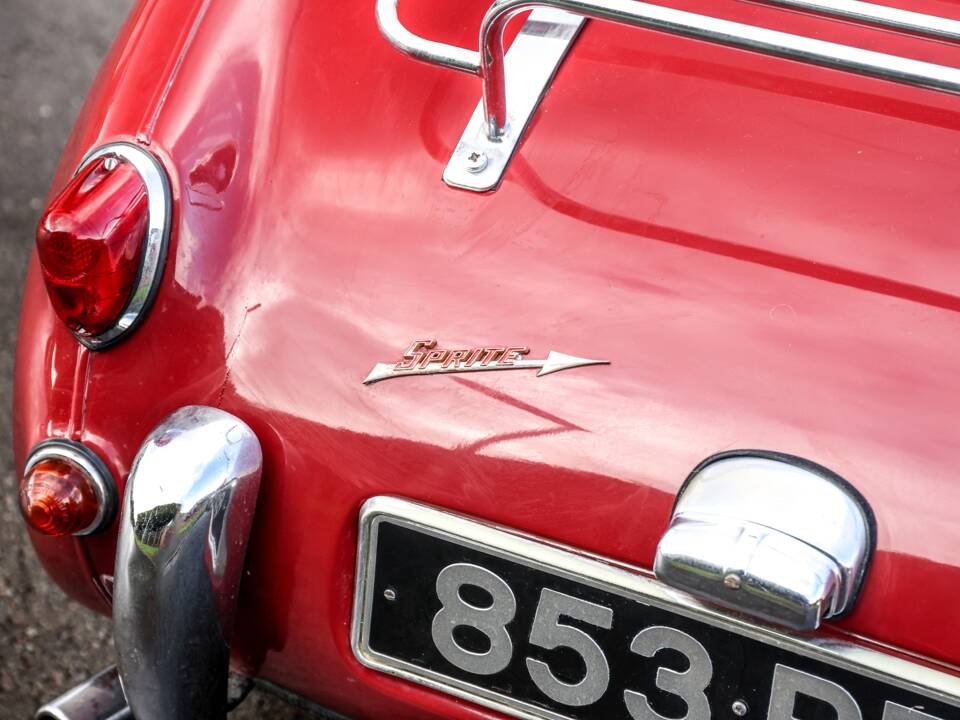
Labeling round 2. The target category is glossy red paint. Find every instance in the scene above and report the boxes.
[14,0,960,716]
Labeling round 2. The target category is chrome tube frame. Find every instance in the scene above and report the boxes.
[113,406,262,720]
[758,0,960,43]
[377,0,960,189]
[375,0,480,73]
[478,0,960,139]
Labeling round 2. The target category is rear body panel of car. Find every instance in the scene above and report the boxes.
[14,0,960,716]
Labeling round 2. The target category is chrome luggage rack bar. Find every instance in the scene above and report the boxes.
[758,0,960,43]
[377,0,960,191]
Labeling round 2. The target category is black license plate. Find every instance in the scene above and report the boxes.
[352,498,960,720]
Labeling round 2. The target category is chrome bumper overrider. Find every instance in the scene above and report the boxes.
[112,406,263,720]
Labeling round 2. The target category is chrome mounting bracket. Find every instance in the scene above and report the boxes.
[443,9,585,192]
[376,0,585,192]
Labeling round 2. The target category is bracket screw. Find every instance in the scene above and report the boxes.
[383,587,397,601]
[732,700,749,716]
[723,572,742,590]
[103,156,119,171]
[464,150,488,174]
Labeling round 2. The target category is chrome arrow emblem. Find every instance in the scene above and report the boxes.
[363,340,609,385]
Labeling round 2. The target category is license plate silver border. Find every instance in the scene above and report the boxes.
[351,495,960,720]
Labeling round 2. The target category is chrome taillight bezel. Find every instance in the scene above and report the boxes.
[70,142,171,350]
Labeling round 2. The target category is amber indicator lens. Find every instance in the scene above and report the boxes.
[19,457,101,536]
[36,155,148,336]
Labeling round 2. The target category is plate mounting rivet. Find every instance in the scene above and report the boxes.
[723,573,742,590]
[383,587,397,601]
[732,699,749,716]
[464,150,488,174]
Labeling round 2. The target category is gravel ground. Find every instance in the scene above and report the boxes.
[0,2,307,717]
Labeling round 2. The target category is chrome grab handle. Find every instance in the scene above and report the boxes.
[377,0,960,190]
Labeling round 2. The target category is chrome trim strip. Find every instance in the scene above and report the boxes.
[24,439,117,536]
[73,142,171,350]
[113,406,262,720]
[352,496,960,719]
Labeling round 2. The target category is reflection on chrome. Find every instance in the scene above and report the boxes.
[113,406,262,720]
[35,665,130,720]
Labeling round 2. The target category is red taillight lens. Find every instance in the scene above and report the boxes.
[19,457,102,536]
[36,155,149,336]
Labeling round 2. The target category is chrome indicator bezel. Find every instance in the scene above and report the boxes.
[352,496,960,720]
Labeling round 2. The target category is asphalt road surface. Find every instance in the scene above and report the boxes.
[0,2,306,717]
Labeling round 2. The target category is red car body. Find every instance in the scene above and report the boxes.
[14,0,960,717]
